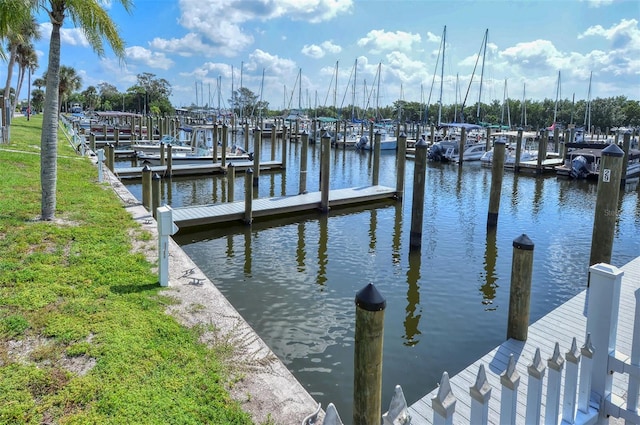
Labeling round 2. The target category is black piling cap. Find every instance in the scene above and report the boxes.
[355,283,386,311]
[513,234,534,250]
[494,139,506,145]
[152,173,161,180]
[602,143,624,157]
[142,165,151,172]
[415,138,428,149]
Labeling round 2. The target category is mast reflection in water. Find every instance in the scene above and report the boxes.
[126,141,640,420]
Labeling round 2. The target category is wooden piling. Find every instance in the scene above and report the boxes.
[514,130,523,173]
[299,130,308,194]
[228,163,235,202]
[106,143,115,171]
[244,122,250,152]
[372,131,381,186]
[244,168,253,224]
[620,132,631,186]
[410,138,428,249]
[166,144,173,177]
[396,132,407,200]
[141,165,151,211]
[353,283,386,425]
[212,124,219,165]
[589,143,625,268]
[282,125,288,169]
[487,139,506,227]
[160,143,166,166]
[320,130,331,212]
[253,127,261,187]
[507,234,535,341]
[151,173,161,218]
[458,126,467,164]
[536,130,548,174]
[221,123,228,168]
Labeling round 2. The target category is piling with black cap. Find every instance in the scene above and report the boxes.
[105,143,115,171]
[151,173,161,219]
[589,143,625,268]
[487,138,506,227]
[142,165,152,211]
[299,130,308,194]
[396,132,407,199]
[507,234,535,341]
[244,168,253,224]
[409,137,428,249]
[228,162,235,202]
[320,130,331,212]
[514,130,523,173]
[536,130,548,174]
[221,123,228,167]
[353,283,386,425]
[373,131,381,185]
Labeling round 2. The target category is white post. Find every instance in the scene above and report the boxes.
[545,342,565,425]
[432,372,456,425]
[323,403,344,425]
[470,364,491,425]
[586,263,623,414]
[97,148,105,182]
[500,355,520,424]
[156,206,178,287]
[578,334,595,414]
[526,348,545,424]
[382,385,411,425]
[626,289,640,424]
[562,338,581,424]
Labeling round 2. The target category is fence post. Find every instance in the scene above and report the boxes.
[577,334,595,415]
[470,364,491,425]
[526,348,545,424]
[562,338,581,424]
[626,289,640,421]
[382,385,410,425]
[507,234,535,341]
[353,283,386,425]
[500,355,520,424]
[545,342,564,425]
[432,372,456,425]
[586,263,623,416]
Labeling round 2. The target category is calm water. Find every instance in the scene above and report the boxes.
[121,138,640,419]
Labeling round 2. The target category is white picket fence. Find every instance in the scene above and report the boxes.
[303,263,640,425]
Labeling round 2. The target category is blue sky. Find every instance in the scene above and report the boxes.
[13,0,640,111]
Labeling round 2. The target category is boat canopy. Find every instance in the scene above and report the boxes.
[440,123,483,130]
[316,117,339,123]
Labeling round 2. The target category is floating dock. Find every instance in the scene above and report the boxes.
[172,185,397,229]
[113,160,283,179]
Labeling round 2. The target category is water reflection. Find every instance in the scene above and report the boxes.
[369,209,377,252]
[317,214,328,286]
[392,203,402,265]
[481,228,498,310]
[296,222,306,273]
[404,249,422,347]
[243,225,251,275]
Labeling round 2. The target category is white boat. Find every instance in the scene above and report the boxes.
[449,143,487,162]
[555,145,640,180]
[354,130,398,151]
[137,145,252,166]
[131,135,192,155]
[480,147,537,167]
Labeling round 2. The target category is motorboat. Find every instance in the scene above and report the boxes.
[354,130,398,151]
[555,145,640,180]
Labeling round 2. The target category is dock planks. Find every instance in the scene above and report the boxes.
[407,255,640,424]
[113,160,283,179]
[172,185,397,229]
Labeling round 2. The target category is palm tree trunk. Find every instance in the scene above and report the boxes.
[12,66,26,114]
[2,45,17,105]
[40,22,61,220]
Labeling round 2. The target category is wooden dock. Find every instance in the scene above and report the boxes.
[506,157,564,173]
[407,255,640,424]
[171,185,397,229]
[113,160,283,179]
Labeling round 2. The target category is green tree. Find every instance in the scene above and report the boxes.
[129,72,172,115]
[36,0,131,220]
[30,87,44,112]
[229,87,258,120]
[2,12,39,109]
[13,42,38,113]
[81,85,99,110]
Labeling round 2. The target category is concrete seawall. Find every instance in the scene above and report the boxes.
[101,164,322,424]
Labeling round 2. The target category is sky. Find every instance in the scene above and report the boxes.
[8,0,640,112]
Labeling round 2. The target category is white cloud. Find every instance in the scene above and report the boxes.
[301,40,342,59]
[581,0,614,8]
[125,46,174,70]
[357,29,421,54]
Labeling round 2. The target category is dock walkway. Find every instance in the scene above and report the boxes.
[172,185,397,229]
[407,255,639,424]
[113,160,283,179]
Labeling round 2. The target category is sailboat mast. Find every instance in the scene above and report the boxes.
[521,83,527,128]
[584,71,592,130]
[476,29,488,122]
[438,25,446,126]
[553,70,561,124]
[376,62,381,121]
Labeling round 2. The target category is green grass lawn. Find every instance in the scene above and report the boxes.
[0,115,254,424]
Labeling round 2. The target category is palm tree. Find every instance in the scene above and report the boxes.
[13,42,38,114]
[57,65,81,113]
[36,0,131,220]
[0,0,33,60]
[2,14,39,110]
